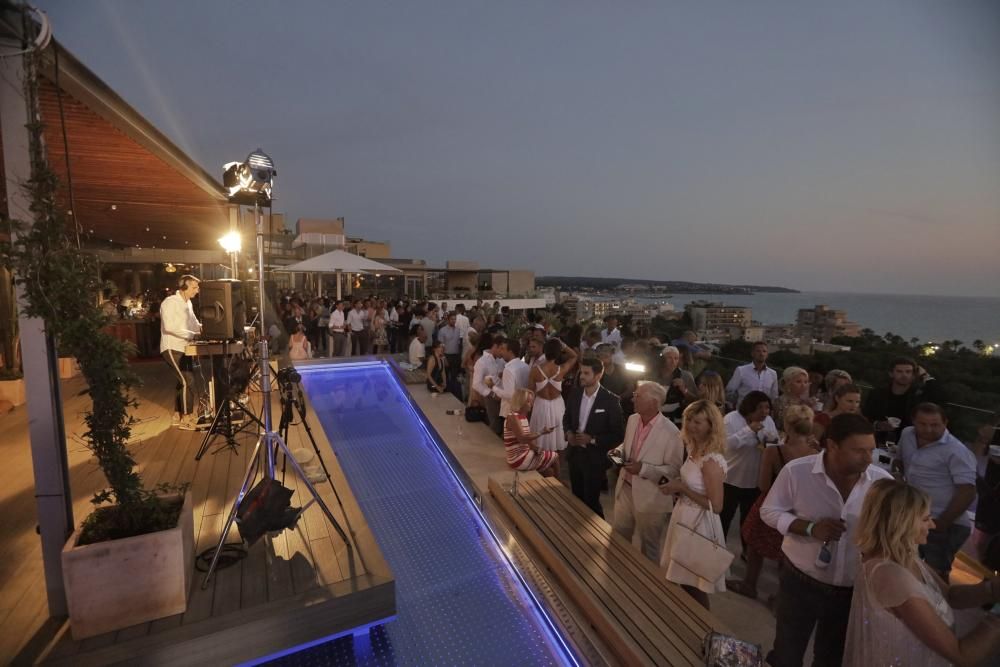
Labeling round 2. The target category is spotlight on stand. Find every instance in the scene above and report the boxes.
[201,148,350,589]
[222,149,276,206]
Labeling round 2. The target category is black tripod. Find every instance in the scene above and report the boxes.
[194,349,264,459]
[275,376,345,512]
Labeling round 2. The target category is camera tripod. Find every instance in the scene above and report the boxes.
[194,349,264,460]
[275,379,345,511]
[201,196,351,589]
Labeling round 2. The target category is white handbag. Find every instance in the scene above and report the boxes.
[669,501,734,583]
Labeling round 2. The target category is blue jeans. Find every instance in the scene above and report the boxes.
[920,523,971,576]
[767,562,853,667]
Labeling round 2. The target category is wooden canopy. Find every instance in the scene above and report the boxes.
[27,42,233,251]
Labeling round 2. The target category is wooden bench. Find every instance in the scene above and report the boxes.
[489,476,727,667]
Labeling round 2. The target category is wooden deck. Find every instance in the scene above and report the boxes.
[0,361,394,666]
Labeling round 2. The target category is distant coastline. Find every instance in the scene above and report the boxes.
[536,275,799,295]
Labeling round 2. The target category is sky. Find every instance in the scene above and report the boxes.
[38,0,1000,297]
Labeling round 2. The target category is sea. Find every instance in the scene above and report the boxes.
[636,292,1000,346]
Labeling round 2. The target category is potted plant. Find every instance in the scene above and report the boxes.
[0,44,191,639]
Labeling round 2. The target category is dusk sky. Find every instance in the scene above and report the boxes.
[40,1,1000,297]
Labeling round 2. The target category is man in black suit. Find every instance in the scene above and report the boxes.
[564,357,626,518]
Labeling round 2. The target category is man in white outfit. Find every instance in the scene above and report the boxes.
[160,275,203,429]
[609,381,685,563]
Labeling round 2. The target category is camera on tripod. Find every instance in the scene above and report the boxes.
[276,366,301,388]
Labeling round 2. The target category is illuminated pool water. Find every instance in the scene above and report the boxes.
[265,360,577,666]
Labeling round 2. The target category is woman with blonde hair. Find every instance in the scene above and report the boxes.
[695,370,726,412]
[844,479,1000,666]
[503,388,559,477]
[773,366,812,431]
[658,400,729,609]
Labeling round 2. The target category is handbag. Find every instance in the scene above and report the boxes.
[464,405,487,423]
[702,631,763,666]
[668,501,734,583]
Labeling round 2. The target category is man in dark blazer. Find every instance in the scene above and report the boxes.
[564,357,625,518]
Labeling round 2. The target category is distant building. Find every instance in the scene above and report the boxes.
[277,218,535,300]
[686,301,752,334]
[795,305,861,343]
[763,323,797,344]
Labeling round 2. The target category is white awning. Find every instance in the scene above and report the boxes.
[274,249,401,274]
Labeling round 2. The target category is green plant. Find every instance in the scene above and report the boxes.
[0,41,181,545]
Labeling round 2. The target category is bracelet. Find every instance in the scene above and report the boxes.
[805,521,815,538]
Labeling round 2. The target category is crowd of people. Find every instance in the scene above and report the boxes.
[262,289,1000,666]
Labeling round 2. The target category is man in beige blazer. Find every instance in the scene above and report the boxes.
[609,381,685,562]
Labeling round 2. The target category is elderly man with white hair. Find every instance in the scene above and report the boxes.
[608,381,685,562]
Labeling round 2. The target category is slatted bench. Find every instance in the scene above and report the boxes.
[489,476,727,667]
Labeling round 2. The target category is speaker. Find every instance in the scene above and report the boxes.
[198,279,246,340]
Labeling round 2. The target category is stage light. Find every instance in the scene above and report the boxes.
[624,361,646,374]
[223,148,276,205]
[218,231,242,253]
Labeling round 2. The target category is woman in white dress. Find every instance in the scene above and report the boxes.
[658,399,729,609]
[844,479,1000,667]
[528,338,577,452]
[288,323,312,360]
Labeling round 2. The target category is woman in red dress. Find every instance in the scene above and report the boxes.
[728,404,819,600]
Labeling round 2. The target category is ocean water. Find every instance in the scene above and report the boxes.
[648,292,1000,345]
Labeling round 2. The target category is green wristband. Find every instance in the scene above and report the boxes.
[805,521,815,538]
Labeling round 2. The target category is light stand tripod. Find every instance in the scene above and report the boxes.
[201,194,351,589]
[276,375,345,512]
[195,344,264,459]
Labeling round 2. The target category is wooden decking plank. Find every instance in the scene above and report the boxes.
[514,484,694,666]
[489,477,650,667]
[520,482,706,663]
[528,478,718,637]
[210,435,250,619]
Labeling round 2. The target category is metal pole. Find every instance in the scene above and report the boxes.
[255,200,276,478]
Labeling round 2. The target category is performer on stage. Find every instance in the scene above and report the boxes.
[160,274,204,429]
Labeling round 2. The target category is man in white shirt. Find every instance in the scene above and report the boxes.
[494,338,530,421]
[725,341,779,406]
[408,325,427,368]
[760,413,891,667]
[160,275,203,428]
[472,334,505,436]
[721,391,780,542]
[600,315,622,349]
[328,300,347,357]
[454,303,470,341]
[437,312,463,373]
[608,381,683,562]
[347,300,366,356]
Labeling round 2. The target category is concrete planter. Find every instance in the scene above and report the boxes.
[61,491,194,640]
[0,377,25,406]
[58,356,80,379]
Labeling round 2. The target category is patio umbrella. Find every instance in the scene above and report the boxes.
[274,249,400,299]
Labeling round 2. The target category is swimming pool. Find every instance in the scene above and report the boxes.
[267,360,578,666]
